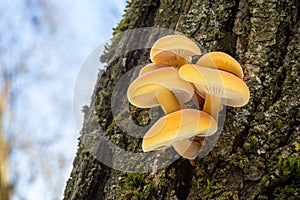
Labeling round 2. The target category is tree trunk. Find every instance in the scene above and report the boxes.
[0,135,9,200]
[64,0,300,199]
[0,81,10,200]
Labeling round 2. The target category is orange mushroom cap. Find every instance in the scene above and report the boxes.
[150,35,201,67]
[127,67,194,109]
[178,64,250,107]
[196,52,244,79]
[142,109,217,152]
[138,63,169,76]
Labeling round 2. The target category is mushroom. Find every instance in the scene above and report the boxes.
[178,63,250,121]
[196,52,243,78]
[139,63,169,76]
[150,35,201,67]
[127,67,204,159]
[179,52,250,159]
[127,67,194,113]
[142,109,218,152]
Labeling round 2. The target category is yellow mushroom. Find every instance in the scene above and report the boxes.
[178,64,250,121]
[127,67,194,113]
[142,109,217,152]
[178,52,250,159]
[196,52,243,78]
[150,35,201,67]
[138,63,169,76]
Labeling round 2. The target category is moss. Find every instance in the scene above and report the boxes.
[268,51,280,65]
[295,64,300,71]
[260,175,270,187]
[124,173,145,187]
[243,142,252,153]
[132,191,145,200]
[293,142,300,152]
[214,30,222,40]
[275,156,300,181]
[128,106,152,131]
[268,134,276,142]
[96,90,109,111]
[120,173,159,199]
[250,135,259,150]
[113,1,132,35]
[257,161,265,169]
[245,5,251,16]
[274,118,282,129]
[272,185,299,199]
[283,185,295,195]
[223,3,235,10]
[218,190,239,199]
[205,179,211,193]
[279,100,285,107]
[293,51,300,59]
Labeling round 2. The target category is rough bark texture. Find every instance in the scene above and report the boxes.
[64,0,300,199]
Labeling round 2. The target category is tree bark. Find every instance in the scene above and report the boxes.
[64,0,300,199]
[0,135,9,200]
[0,81,10,200]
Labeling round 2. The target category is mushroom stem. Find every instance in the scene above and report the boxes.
[155,89,180,114]
[203,93,222,122]
[172,139,201,160]
[189,94,221,162]
[155,89,201,160]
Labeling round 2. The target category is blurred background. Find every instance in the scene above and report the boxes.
[0,0,126,199]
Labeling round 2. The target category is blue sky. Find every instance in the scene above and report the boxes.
[0,0,126,199]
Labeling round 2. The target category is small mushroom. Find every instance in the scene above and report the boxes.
[142,109,218,152]
[178,64,250,121]
[150,35,201,67]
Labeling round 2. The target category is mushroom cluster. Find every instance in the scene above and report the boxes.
[127,35,250,163]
